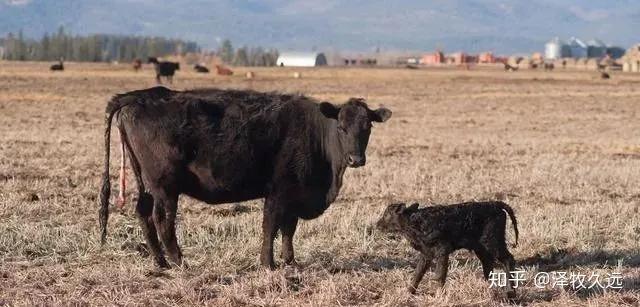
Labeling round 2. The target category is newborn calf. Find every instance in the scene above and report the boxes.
[376,201,519,295]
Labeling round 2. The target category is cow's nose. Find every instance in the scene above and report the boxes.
[347,155,366,167]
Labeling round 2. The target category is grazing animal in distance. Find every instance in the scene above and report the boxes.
[194,64,210,73]
[215,65,233,76]
[132,59,142,72]
[147,57,180,84]
[600,72,610,79]
[503,62,518,72]
[544,62,554,71]
[50,60,64,71]
[99,87,392,269]
[376,201,518,297]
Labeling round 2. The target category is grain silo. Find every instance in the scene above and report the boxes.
[587,39,607,58]
[545,37,570,59]
[276,52,328,67]
[567,37,587,58]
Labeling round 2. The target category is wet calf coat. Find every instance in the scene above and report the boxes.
[99,86,392,268]
[376,201,519,295]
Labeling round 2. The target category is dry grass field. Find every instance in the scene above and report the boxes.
[1,61,639,306]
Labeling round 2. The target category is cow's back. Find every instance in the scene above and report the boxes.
[115,87,315,204]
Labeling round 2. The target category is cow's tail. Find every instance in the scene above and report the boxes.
[99,95,134,245]
[498,201,519,247]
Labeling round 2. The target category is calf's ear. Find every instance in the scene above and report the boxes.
[370,107,392,123]
[319,102,340,119]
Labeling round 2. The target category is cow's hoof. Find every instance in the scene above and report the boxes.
[261,261,277,270]
[155,257,170,269]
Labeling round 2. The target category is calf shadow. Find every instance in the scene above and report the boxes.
[519,248,640,271]
[306,250,415,274]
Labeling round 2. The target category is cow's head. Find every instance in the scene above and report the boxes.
[376,203,419,232]
[320,98,391,168]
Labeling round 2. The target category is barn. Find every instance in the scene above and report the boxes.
[276,52,328,67]
[622,44,640,73]
[421,51,444,65]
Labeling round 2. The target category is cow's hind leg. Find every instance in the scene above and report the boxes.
[152,189,183,267]
[280,213,298,265]
[121,127,168,268]
[136,192,168,268]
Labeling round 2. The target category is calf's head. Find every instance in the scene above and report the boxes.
[376,203,419,232]
[320,98,391,167]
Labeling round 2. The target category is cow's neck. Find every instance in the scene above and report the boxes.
[316,117,347,203]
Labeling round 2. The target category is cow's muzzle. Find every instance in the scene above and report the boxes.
[347,155,366,168]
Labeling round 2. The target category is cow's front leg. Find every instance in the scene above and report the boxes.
[280,213,298,265]
[261,196,282,269]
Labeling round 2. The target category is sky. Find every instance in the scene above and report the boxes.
[1,0,638,54]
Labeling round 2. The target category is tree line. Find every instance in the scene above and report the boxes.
[0,28,279,67]
[216,39,279,67]
[0,27,200,62]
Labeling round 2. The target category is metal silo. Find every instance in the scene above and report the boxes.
[545,37,563,60]
[587,39,606,58]
[567,37,587,58]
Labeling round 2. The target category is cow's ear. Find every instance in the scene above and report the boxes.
[370,107,392,123]
[404,203,419,213]
[319,102,340,119]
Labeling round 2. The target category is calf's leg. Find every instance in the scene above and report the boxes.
[433,251,450,286]
[474,245,495,279]
[409,253,431,294]
[498,248,516,297]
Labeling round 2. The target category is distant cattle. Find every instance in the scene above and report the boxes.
[148,57,180,84]
[544,62,554,71]
[377,201,518,296]
[194,64,210,73]
[132,59,142,72]
[601,72,610,79]
[503,62,518,72]
[215,65,233,76]
[50,60,64,71]
[99,87,392,269]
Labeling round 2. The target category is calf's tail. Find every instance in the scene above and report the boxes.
[498,201,519,247]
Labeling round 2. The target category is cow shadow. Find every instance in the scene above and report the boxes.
[518,248,640,271]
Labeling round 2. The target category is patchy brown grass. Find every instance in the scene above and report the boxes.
[0,61,639,306]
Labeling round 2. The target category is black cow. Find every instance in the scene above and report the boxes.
[50,60,64,71]
[194,64,210,73]
[147,57,180,84]
[99,87,392,269]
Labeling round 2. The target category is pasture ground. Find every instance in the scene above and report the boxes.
[0,62,639,306]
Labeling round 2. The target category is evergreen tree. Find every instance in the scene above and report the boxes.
[233,47,249,66]
[218,39,234,64]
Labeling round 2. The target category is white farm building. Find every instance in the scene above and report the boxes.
[276,52,327,67]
